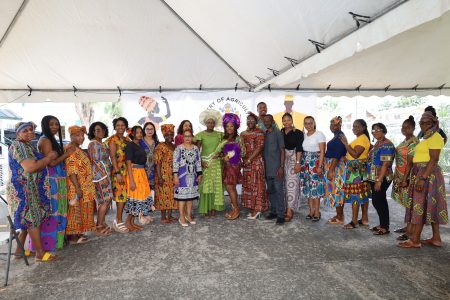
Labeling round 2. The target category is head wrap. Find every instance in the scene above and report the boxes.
[222,113,240,130]
[161,124,175,136]
[284,95,294,102]
[68,125,87,136]
[331,116,342,126]
[199,109,222,127]
[15,121,36,134]
[420,111,439,139]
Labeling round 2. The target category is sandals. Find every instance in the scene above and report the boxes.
[305,214,312,220]
[397,234,409,241]
[70,236,90,244]
[394,227,407,234]
[226,210,240,220]
[398,240,421,249]
[327,217,344,225]
[113,220,129,233]
[343,221,357,229]
[373,228,390,235]
[35,252,58,262]
[420,239,443,247]
[358,219,369,226]
[312,213,321,222]
[95,225,112,237]
[370,226,381,232]
[14,250,35,260]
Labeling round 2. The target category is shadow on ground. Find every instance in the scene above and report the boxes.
[1,193,449,299]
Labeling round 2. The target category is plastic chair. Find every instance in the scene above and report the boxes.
[0,194,29,286]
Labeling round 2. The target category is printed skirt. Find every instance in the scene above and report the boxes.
[406,162,448,225]
[299,151,325,199]
[125,166,154,216]
[343,159,370,205]
[324,157,346,207]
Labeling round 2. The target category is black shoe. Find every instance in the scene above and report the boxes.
[306,214,313,220]
[276,217,285,225]
[265,213,277,220]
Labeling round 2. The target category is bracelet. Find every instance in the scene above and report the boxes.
[296,161,300,164]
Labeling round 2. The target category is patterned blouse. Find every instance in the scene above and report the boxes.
[367,139,395,182]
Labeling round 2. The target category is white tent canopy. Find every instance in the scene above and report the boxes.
[0,0,449,103]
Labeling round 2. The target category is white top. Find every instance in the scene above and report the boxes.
[302,131,326,152]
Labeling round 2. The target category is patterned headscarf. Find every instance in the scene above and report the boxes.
[331,116,342,126]
[199,109,222,127]
[420,111,439,139]
[15,121,36,134]
[161,124,175,136]
[222,113,240,130]
[68,125,87,136]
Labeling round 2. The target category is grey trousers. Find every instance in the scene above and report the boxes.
[266,176,285,218]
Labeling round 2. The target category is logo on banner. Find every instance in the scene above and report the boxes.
[206,96,249,119]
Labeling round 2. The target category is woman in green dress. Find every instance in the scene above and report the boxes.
[195,110,224,216]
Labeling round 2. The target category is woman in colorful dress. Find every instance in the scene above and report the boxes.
[173,129,202,226]
[367,123,395,235]
[65,126,96,244]
[88,122,114,236]
[399,112,448,248]
[35,115,74,252]
[324,116,347,225]
[124,126,154,231]
[195,109,224,217]
[300,116,326,222]
[154,124,177,223]
[340,119,371,229]
[139,122,159,190]
[7,121,58,261]
[106,117,130,233]
[241,112,268,219]
[391,116,419,240]
[281,112,303,221]
[222,113,244,220]
[175,120,193,147]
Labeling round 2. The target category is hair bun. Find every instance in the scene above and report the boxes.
[408,115,414,121]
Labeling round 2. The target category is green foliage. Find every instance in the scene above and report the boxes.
[380,99,394,111]
[321,98,339,112]
[395,96,426,108]
[104,100,123,119]
[437,104,450,118]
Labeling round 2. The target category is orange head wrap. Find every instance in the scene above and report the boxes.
[161,124,175,136]
[68,125,87,136]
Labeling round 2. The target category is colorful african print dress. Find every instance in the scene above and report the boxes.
[105,135,130,203]
[139,138,158,189]
[343,135,371,205]
[241,128,268,212]
[324,132,347,207]
[391,136,419,207]
[88,140,114,206]
[65,147,96,235]
[222,137,244,185]
[406,132,447,225]
[154,143,177,210]
[195,130,225,213]
[173,145,202,201]
[6,141,50,231]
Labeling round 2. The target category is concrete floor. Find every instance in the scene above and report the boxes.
[1,193,449,299]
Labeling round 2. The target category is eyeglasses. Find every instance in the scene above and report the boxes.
[419,121,432,125]
[371,129,384,133]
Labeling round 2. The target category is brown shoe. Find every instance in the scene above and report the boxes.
[285,208,294,222]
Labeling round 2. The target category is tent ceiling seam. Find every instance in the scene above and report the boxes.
[159,0,252,89]
[0,0,29,49]
[254,0,408,91]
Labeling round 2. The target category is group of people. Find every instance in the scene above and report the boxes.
[6,103,448,261]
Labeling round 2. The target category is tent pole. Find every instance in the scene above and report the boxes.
[0,0,29,49]
[159,0,252,89]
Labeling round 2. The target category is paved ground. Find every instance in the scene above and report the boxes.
[1,190,449,299]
